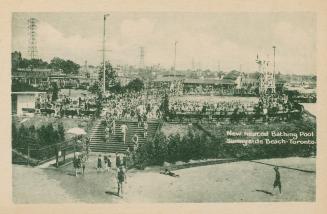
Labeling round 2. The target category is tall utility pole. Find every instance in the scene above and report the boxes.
[102,14,110,93]
[273,46,276,77]
[139,46,145,69]
[84,60,88,73]
[173,41,178,76]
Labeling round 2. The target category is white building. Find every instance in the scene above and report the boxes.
[11,92,46,116]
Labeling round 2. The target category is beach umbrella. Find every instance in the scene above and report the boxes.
[67,127,87,136]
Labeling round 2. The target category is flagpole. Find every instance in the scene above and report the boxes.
[103,14,110,93]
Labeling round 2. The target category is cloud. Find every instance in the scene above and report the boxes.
[12,13,316,74]
[272,21,315,73]
[37,22,100,63]
[119,18,155,46]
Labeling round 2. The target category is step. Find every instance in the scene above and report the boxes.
[91,135,105,138]
[88,119,160,153]
[90,135,104,138]
[90,148,128,153]
[91,129,105,132]
[90,144,129,148]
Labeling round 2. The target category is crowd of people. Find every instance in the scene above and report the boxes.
[73,152,128,197]
[183,87,235,96]
[34,93,98,117]
[169,99,257,115]
[104,118,149,148]
[31,88,301,125]
[170,94,299,115]
[104,92,162,120]
[258,94,293,113]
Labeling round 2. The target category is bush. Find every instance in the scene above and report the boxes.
[133,121,316,168]
[12,122,65,160]
[134,126,229,167]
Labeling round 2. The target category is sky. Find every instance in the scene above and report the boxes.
[12,12,316,74]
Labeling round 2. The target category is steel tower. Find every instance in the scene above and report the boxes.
[27,18,38,59]
[256,51,276,94]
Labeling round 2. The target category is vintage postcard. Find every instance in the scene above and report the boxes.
[1,0,327,213]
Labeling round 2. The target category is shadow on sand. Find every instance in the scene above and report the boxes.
[255,189,273,196]
[66,172,77,177]
[105,191,121,197]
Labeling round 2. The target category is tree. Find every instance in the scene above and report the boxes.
[160,93,170,119]
[126,78,144,92]
[98,61,119,92]
[57,123,65,142]
[50,82,60,102]
[37,124,58,146]
[89,81,101,94]
[151,132,168,165]
[11,51,22,72]
[167,134,181,163]
[95,94,103,117]
[12,52,49,71]
[28,125,37,144]
[87,81,103,116]
[49,57,65,71]
[49,57,80,74]
[64,60,80,74]
[30,59,49,70]
[12,123,18,147]
[110,81,124,93]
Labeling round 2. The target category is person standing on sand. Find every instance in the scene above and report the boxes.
[107,157,111,172]
[104,155,108,171]
[116,154,121,168]
[97,154,102,172]
[81,154,86,175]
[273,166,282,194]
[73,155,80,177]
[117,165,126,197]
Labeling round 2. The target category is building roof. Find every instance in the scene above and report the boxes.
[12,71,87,80]
[153,76,236,85]
[153,76,184,82]
[184,78,236,85]
[11,91,46,95]
[184,79,217,84]
[12,71,61,78]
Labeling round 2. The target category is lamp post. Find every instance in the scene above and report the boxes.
[273,46,276,74]
[103,14,110,93]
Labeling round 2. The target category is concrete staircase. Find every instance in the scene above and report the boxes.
[89,119,160,154]
[89,119,107,152]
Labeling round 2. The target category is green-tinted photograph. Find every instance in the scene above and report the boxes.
[11,12,316,203]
